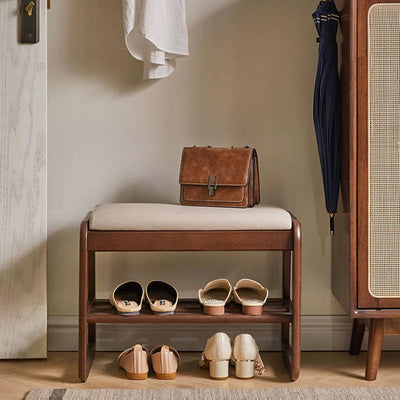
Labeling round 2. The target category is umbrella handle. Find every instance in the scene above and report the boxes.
[329,213,335,235]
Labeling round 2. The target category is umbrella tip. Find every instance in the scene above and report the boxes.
[329,213,335,235]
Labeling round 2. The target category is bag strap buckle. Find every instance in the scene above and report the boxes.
[208,175,219,196]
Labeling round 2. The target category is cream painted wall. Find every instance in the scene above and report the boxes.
[48,0,345,317]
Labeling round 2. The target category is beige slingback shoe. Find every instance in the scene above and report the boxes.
[145,281,178,315]
[198,279,232,316]
[110,281,144,316]
[231,333,265,379]
[199,332,232,380]
[233,279,268,316]
[150,345,180,380]
[117,344,149,380]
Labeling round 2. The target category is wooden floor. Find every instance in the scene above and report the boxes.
[1,352,400,400]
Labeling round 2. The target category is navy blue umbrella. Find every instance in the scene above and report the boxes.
[312,0,342,234]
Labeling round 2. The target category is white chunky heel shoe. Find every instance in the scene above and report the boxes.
[232,333,265,379]
[199,332,232,380]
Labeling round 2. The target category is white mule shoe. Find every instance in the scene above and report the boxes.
[232,333,265,379]
[110,281,144,316]
[199,332,232,380]
[233,279,268,316]
[145,280,178,315]
[198,279,232,316]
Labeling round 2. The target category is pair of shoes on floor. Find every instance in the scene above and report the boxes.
[200,332,265,379]
[118,344,180,380]
[110,280,178,316]
[199,278,268,316]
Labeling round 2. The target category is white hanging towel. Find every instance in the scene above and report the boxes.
[122,0,189,80]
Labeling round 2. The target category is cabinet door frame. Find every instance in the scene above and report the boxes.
[357,0,400,309]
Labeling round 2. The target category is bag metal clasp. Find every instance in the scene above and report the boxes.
[208,175,219,196]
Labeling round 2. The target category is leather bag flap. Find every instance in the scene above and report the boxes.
[179,147,252,186]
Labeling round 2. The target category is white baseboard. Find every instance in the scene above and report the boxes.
[47,315,400,352]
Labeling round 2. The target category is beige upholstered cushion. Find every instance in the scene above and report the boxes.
[89,203,292,231]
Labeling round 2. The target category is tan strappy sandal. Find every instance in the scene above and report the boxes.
[110,281,144,316]
[117,344,149,380]
[233,279,268,316]
[150,345,180,380]
[198,279,232,316]
[145,281,178,315]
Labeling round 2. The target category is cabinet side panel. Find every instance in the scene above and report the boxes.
[332,206,351,312]
[332,0,355,314]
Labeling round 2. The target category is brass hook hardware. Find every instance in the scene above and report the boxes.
[25,1,35,16]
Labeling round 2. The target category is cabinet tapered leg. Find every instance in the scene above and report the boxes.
[365,318,384,381]
[350,319,366,356]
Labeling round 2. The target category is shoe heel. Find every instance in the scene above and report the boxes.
[209,360,229,379]
[155,372,177,380]
[126,372,148,380]
[203,305,225,316]
[235,360,255,379]
[242,305,263,316]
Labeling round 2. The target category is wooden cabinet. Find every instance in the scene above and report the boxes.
[333,0,400,380]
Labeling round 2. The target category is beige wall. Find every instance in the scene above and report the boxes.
[48,0,345,317]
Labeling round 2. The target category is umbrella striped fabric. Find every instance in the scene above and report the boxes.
[312,0,342,234]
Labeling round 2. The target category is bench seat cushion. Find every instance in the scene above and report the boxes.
[89,203,292,231]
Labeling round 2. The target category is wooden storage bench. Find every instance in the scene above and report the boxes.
[79,203,302,382]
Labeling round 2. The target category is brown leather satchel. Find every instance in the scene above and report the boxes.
[179,146,260,208]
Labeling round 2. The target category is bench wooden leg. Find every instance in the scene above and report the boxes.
[88,251,96,352]
[365,318,384,381]
[79,219,95,382]
[291,218,301,381]
[350,319,366,356]
[282,219,301,381]
[281,250,291,374]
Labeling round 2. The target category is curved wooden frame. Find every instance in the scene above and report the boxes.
[78,213,302,382]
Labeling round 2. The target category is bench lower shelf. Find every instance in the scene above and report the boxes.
[87,298,293,324]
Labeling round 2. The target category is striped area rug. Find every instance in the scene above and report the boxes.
[25,387,400,400]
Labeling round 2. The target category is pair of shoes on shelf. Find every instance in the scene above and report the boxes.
[199,278,268,316]
[118,344,180,380]
[200,332,265,379]
[110,280,178,316]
